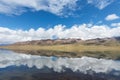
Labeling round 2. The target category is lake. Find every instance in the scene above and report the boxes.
[0,49,120,80]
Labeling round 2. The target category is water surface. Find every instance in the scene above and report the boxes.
[0,49,120,80]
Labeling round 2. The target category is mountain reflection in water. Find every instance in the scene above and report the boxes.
[0,49,120,80]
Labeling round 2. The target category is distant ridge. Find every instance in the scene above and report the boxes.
[1,37,120,60]
[0,44,10,46]
[13,38,82,45]
[12,37,120,46]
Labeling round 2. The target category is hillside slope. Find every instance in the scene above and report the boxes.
[12,37,120,46]
[0,37,120,60]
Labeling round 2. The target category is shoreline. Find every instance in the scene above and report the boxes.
[0,44,120,60]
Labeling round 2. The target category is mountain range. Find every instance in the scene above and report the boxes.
[12,37,120,46]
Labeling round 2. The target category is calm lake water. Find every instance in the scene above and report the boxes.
[0,49,120,80]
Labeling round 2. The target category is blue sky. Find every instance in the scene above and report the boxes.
[0,0,120,30]
[0,0,120,44]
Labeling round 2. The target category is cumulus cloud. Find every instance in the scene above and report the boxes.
[0,24,120,44]
[87,0,114,9]
[0,0,115,16]
[111,22,120,27]
[105,14,120,21]
[0,0,114,16]
[0,0,78,16]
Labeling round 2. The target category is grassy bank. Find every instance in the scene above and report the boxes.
[0,44,120,60]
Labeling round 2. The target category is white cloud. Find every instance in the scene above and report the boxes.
[0,0,115,16]
[88,0,114,9]
[111,22,120,27]
[105,14,120,21]
[0,24,120,44]
[0,0,78,16]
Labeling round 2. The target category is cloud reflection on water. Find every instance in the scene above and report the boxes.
[0,49,120,75]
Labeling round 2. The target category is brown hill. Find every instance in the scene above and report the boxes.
[13,39,82,45]
[83,37,120,46]
[12,37,120,46]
